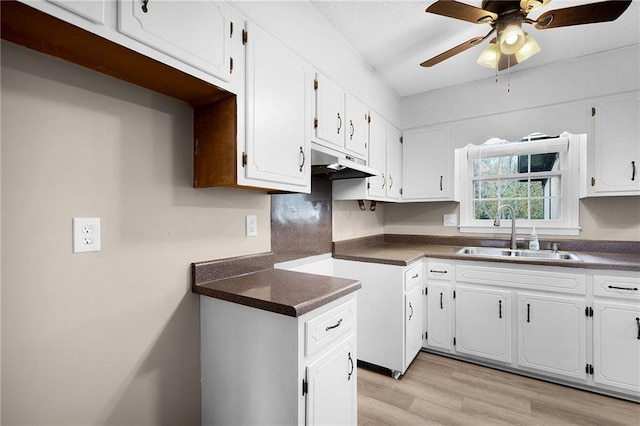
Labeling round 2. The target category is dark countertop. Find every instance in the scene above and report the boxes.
[333,235,640,272]
[193,266,360,317]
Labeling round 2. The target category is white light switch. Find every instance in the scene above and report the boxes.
[73,217,101,253]
[443,214,457,227]
[246,215,257,237]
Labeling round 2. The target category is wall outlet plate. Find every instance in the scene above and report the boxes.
[246,215,257,237]
[443,214,457,227]
[73,217,101,253]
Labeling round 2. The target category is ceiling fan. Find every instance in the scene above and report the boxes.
[420,0,632,70]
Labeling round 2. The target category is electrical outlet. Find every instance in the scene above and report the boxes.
[443,214,457,227]
[246,215,257,237]
[73,217,101,253]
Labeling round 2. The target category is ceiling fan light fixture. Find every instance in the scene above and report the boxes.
[515,33,540,63]
[477,40,500,68]
[499,22,525,55]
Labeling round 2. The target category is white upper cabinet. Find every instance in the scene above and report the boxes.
[314,73,369,161]
[118,0,232,82]
[386,124,403,200]
[587,91,640,196]
[402,126,452,201]
[367,111,388,199]
[48,0,106,24]
[242,21,312,192]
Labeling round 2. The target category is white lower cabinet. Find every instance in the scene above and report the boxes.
[200,293,357,425]
[426,282,453,351]
[333,259,423,377]
[455,285,511,363]
[592,300,640,393]
[517,292,586,380]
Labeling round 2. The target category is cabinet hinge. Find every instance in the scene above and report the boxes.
[314,79,318,90]
[399,136,403,144]
[367,114,371,123]
[453,337,456,346]
[314,118,318,129]
[585,363,594,375]
[591,107,596,117]
[425,287,428,295]
[367,181,370,189]
[230,21,233,38]
[302,378,308,396]
[399,188,403,195]
[242,29,248,45]
[453,290,456,299]
[230,57,233,74]
[425,332,428,340]
[585,306,594,317]
[242,152,247,168]
[591,177,596,187]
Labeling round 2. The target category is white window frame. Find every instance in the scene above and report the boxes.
[456,133,585,236]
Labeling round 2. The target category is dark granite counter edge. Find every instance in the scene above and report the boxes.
[333,234,640,272]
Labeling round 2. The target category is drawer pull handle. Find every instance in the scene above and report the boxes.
[632,161,636,181]
[636,318,640,340]
[499,300,502,319]
[527,303,531,323]
[411,273,419,279]
[430,269,448,274]
[347,352,354,381]
[409,302,414,320]
[142,0,149,13]
[440,293,443,310]
[608,285,638,291]
[325,318,343,332]
[337,113,342,134]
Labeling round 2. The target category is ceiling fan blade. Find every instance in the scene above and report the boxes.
[426,0,497,24]
[420,36,486,67]
[534,0,632,29]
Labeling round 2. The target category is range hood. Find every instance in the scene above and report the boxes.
[311,144,380,180]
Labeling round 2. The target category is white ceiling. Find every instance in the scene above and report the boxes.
[309,0,640,98]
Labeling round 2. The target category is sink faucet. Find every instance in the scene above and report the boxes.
[494,205,517,250]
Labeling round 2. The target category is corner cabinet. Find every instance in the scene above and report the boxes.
[402,126,453,201]
[194,21,313,193]
[333,259,423,378]
[200,294,357,425]
[587,91,640,196]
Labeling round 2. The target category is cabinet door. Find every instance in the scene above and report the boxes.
[49,0,106,24]
[426,282,452,351]
[402,126,452,200]
[517,292,586,380]
[386,125,403,200]
[455,285,511,363]
[306,334,356,426]
[118,0,232,81]
[244,22,311,192]
[344,93,369,159]
[405,285,424,367]
[593,301,640,392]
[590,91,640,195]
[314,74,345,149]
[367,111,387,199]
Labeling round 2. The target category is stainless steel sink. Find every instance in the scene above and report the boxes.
[456,247,582,261]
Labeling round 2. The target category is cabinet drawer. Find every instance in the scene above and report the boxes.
[593,275,640,300]
[405,263,423,291]
[305,298,356,357]
[427,262,452,281]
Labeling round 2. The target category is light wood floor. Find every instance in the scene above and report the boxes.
[358,351,640,425]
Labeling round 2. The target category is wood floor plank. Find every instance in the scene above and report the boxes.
[358,352,640,425]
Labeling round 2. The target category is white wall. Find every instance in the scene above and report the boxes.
[332,200,384,241]
[1,41,271,424]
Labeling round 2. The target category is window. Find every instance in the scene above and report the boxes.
[456,133,584,235]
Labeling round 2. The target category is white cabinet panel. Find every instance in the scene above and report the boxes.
[426,282,452,351]
[367,110,388,199]
[517,292,586,380]
[306,334,357,426]
[455,285,511,363]
[345,93,369,157]
[118,0,232,81]
[314,74,345,149]
[386,124,403,200]
[593,301,640,393]
[403,126,452,200]
[405,285,423,367]
[243,21,311,192]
